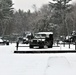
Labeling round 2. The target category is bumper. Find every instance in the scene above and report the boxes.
[30,42,44,46]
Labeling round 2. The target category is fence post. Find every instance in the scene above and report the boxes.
[69,40,70,49]
[69,42,70,49]
[75,41,76,50]
[63,42,65,47]
[57,39,59,46]
[16,40,19,51]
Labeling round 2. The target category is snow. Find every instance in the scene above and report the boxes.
[45,57,75,75]
[17,43,75,51]
[0,43,76,75]
[0,39,3,42]
[36,32,53,34]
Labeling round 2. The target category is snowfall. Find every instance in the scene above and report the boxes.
[0,43,76,75]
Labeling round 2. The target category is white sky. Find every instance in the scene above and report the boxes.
[12,0,76,12]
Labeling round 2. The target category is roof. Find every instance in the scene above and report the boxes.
[36,32,53,35]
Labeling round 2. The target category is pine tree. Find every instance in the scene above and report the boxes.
[0,0,13,19]
[0,0,13,36]
[49,0,72,36]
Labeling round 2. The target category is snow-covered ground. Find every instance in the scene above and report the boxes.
[17,43,75,51]
[0,43,76,75]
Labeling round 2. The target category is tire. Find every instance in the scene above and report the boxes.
[48,46,51,48]
[39,46,44,48]
[45,41,53,48]
[30,45,33,48]
[48,41,53,48]
[48,45,52,48]
[45,41,49,48]
[26,41,28,44]
[6,42,9,45]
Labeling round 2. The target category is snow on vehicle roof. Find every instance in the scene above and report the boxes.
[36,32,53,35]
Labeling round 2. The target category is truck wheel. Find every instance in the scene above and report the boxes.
[26,41,29,44]
[48,45,52,48]
[6,42,9,45]
[48,46,51,48]
[30,45,33,48]
[48,42,53,48]
[39,46,44,48]
[45,41,49,48]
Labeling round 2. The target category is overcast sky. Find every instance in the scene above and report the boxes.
[12,0,76,12]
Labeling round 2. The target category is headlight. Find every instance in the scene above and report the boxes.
[42,39,45,41]
[26,38,28,41]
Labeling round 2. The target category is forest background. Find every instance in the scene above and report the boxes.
[0,0,76,39]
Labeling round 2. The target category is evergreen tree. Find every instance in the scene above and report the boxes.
[0,0,13,19]
[0,0,13,36]
[49,0,72,36]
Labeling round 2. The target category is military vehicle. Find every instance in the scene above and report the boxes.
[29,32,53,48]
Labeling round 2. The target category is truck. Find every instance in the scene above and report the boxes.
[29,32,53,48]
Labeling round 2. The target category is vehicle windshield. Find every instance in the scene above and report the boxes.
[34,34,46,38]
